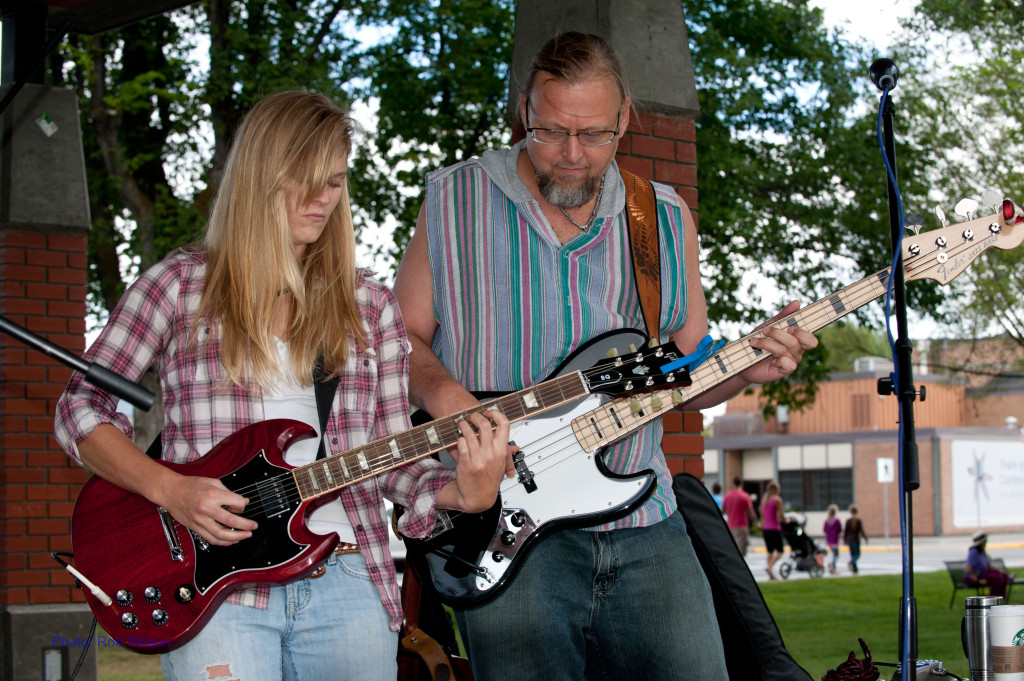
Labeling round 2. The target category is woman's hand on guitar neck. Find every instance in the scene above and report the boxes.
[437,408,516,513]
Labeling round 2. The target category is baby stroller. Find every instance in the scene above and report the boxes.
[778,516,826,579]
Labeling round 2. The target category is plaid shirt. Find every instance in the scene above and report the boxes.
[55,250,455,630]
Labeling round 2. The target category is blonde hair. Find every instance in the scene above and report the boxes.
[196,90,365,389]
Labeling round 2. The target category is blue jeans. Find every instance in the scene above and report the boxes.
[160,552,397,681]
[848,542,862,573]
[458,511,727,681]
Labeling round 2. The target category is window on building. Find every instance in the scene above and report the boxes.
[779,468,852,511]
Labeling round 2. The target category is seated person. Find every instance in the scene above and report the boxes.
[965,531,1014,598]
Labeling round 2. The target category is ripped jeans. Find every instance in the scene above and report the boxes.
[160,552,396,681]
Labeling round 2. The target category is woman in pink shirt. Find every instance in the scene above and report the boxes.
[761,481,785,580]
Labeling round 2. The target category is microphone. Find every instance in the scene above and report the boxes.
[870,59,899,91]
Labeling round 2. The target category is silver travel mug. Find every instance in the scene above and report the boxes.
[963,595,1004,680]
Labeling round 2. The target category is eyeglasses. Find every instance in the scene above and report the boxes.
[524,103,619,147]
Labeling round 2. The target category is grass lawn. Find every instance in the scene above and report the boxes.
[764,568,979,679]
[96,568,988,680]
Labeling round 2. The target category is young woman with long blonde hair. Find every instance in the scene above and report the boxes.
[56,91,509,680]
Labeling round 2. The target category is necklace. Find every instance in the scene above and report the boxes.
[532,165,606,232]
[559,175,605,231]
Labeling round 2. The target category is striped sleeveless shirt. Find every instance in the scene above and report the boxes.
[423,140,690,529]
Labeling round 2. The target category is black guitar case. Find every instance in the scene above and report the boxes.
[672,473,813,681]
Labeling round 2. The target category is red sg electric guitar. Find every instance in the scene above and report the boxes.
[68,338,692,653]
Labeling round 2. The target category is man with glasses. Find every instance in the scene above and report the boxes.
[394,31,816,680]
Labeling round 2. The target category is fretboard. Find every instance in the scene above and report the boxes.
[291,371,591,501]
[571,268,892,451]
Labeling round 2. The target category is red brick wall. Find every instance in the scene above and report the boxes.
[1,231,89,606]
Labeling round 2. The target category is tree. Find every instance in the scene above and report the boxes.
[55,0,969,422]
[890,1,1024,357]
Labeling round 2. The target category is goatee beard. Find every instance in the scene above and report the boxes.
[536,170,600,209]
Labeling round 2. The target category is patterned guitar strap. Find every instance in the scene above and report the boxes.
[620,169,662,343]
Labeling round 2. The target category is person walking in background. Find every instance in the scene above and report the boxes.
[844,504,868,574]
[823,504,842,575]
[711,481,724,511]
[761,481,785,580]
[965,531,1014,598]
[723,475,758,555]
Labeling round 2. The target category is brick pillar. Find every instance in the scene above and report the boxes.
[509,0,705,479]
[615,114,703,478]
[1,84,97,679]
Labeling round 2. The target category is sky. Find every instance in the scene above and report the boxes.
[812,0,918,49]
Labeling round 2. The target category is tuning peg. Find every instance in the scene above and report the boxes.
[1004,199,1024,224]
[628,343,637,353]
[982,190,1002,213]
[650,394,663,409]
[955,198,980,219]
[905,213,924,235]
[629,398,643,414]
[605,347,619,358]
[935,206,947,228]
[671,390,684,405]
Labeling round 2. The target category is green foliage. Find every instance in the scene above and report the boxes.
[818,322,892,373]
[344,0,515,264]
[891,1,1024,353]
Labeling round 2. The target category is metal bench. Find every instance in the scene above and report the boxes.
[946,558,1024,608]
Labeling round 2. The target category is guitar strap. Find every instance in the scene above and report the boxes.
[313,360,339,460]
[620,168,662,342]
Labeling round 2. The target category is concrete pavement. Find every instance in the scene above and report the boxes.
[743,531,1024,582]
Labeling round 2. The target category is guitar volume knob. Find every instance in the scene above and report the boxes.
[144,586,161,603]
[500,531,516,546]
[115,590,133,606]
[152,609,169,626]
[121,612,138,629]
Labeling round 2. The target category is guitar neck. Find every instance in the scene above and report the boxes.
[291,371,590,501]
[572,268,892,451]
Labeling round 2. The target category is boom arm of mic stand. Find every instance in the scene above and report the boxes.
[0,315,155,411]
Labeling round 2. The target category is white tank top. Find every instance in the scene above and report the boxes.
[262,338,355,543]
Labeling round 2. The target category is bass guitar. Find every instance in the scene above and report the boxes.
[401,198,1024,607]
[67,334,691,653]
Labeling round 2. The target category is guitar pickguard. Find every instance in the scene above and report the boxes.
[192,452,307,593]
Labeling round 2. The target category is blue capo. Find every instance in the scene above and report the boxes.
[660,334,725,374]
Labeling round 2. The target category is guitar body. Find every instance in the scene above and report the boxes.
[404,329,659,608]
[70,420,339,653]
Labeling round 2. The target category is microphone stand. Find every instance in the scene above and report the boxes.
[870,58,924,672]
[0,316,155,410]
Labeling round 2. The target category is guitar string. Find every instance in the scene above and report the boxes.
[164,344,680,525]
[168,228,996,530]
[395,229,983,511]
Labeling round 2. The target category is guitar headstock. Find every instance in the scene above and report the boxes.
[903,197,1024,285]
[581,341,693,395]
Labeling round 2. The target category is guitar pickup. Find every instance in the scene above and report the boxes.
[512,449,537,493]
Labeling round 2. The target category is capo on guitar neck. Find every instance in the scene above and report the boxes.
[660,334,724,374]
